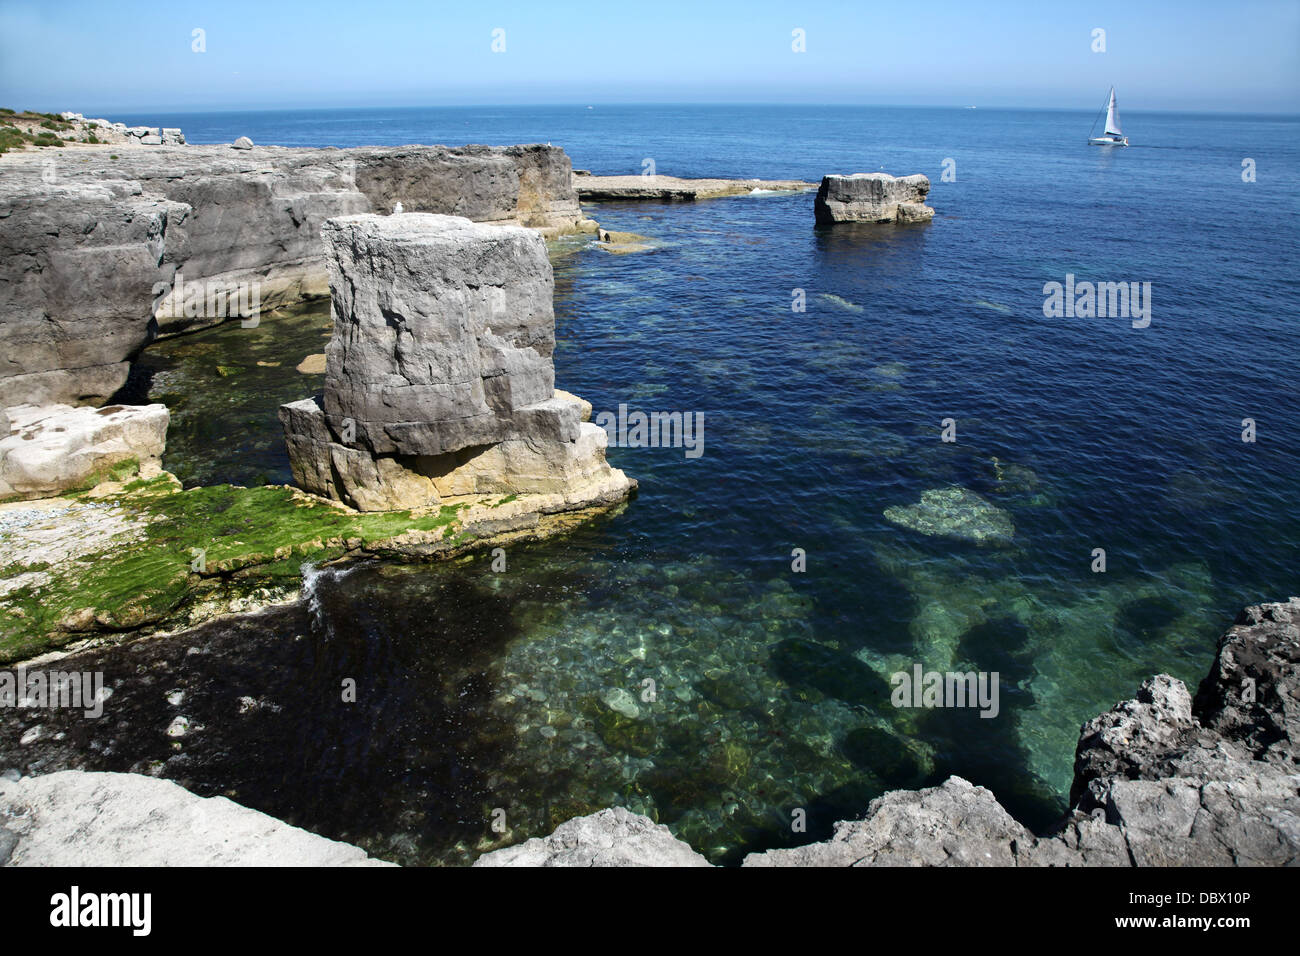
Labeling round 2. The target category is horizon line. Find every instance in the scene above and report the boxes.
[61,101,1300,120]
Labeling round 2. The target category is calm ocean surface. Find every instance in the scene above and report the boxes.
[85,105,1300,862]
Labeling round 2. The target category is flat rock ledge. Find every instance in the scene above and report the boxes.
[814,172,935,224]
[0,770,392,866]
[476,597,1300,867]
[575,173,814,202]
[281,213,634,517]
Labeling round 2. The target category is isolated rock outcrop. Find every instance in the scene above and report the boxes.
[474,597,1300,867]
[0,144,591,405]
[280,213,633,514]
[0,403,168,501]
[814,172,934,224]
[0,770,392,866]
[473,807,711,867]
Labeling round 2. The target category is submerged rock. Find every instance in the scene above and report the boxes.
[475,597,1300,867]
[883,486,1014,545]
[814,172,935,225]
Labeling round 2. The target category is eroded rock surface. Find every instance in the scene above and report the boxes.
[814,172,935,224]
[0,770,392,866]
[0,403,168,500]
[0,181,189,406]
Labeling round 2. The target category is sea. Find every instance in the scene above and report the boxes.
[13,104,1300,864]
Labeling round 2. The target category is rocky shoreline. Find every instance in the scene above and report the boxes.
[483,596,1300,865]
[3,596,1294,866]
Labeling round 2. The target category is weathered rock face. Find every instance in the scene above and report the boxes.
[0,403,168,501]
[0,144,591,406]
[0,180,189,407]
[281,213,633,514]
[814,172,935,224]
[474,597,1300,867]
[473,807,711,867]
[320,214,556,455]
[0,770,393,866]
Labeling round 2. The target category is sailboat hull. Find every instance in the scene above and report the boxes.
[1088,136,1129,147]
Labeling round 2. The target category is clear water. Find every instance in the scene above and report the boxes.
[21,105,1299,864]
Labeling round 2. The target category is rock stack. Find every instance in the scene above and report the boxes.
[814,172,934,224]
[279,213,633,513]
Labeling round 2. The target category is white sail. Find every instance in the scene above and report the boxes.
[1103,87,1122,136]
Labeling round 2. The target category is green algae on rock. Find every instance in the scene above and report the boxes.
[0,471,628,664]
[883,486,1014,545]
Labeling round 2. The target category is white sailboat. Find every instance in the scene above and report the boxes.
[1088,87,1129,146]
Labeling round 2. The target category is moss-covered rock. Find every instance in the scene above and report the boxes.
[0,471,625,664]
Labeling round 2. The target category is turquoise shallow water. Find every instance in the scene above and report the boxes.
[14,106,1297,864]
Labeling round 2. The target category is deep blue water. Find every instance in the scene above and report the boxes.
[94,105,1300,862]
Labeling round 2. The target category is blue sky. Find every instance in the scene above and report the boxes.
[1,0,1297,113]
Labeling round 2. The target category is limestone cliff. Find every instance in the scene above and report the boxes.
[0,144,593,407]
